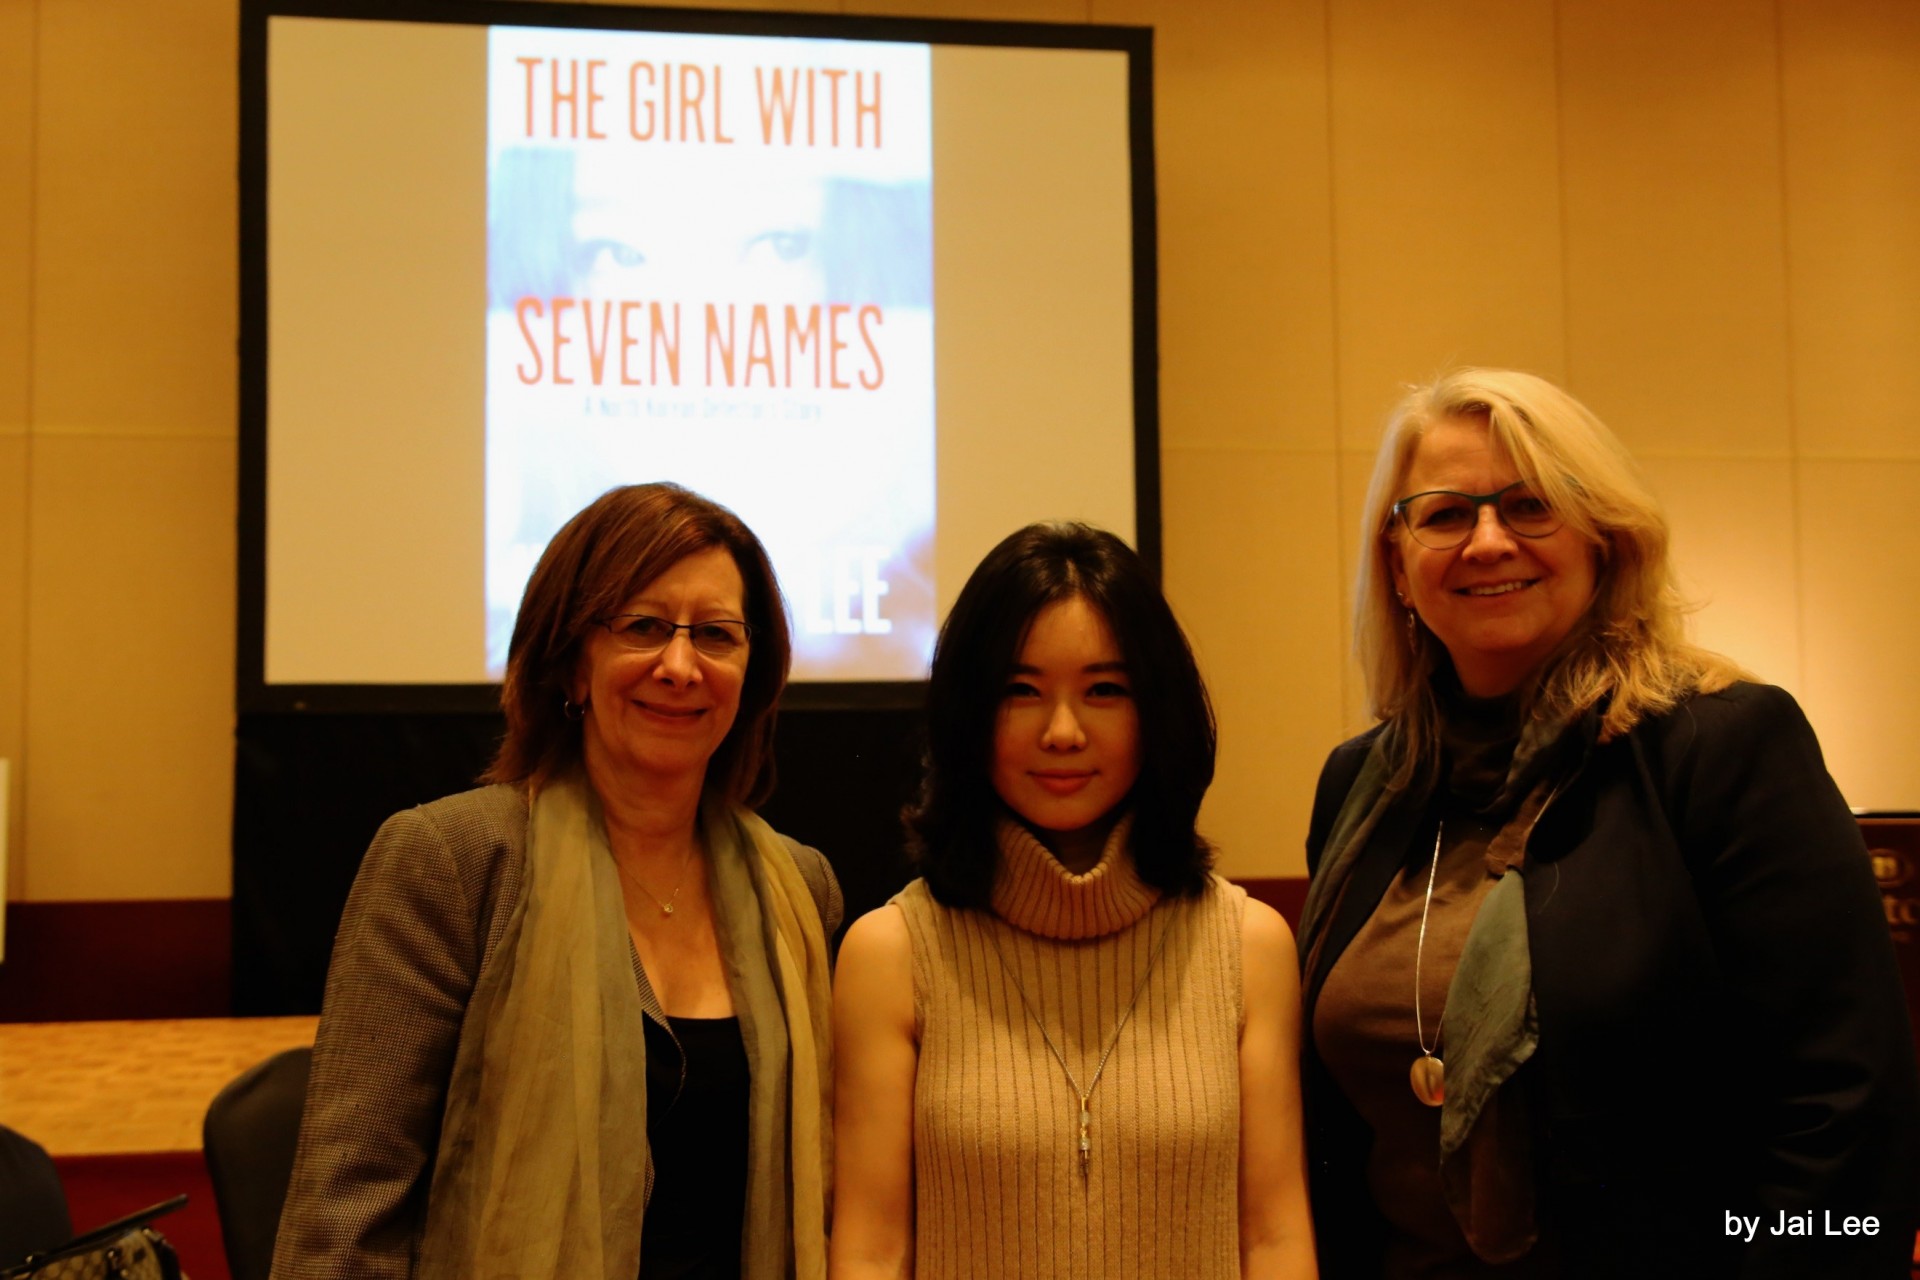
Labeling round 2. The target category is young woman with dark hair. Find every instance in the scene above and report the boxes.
[830,521,1316,1280]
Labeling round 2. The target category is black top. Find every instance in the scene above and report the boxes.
[639,1015,750,1280]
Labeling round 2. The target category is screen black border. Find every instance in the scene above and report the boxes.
[237,0,1159,714]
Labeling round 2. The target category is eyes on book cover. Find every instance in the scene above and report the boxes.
[484,27,937,683]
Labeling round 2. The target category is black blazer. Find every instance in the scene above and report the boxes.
[1302,683,1920,1278]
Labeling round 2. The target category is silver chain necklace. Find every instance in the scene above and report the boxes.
[614,842,697,918]
[985,910,1175,1180]
[1410,821,1446,1107]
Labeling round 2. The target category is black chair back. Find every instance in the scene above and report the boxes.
[0,1125,71,1270]
[202,1046,312,1280]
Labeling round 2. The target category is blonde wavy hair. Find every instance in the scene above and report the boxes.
[1356,368,1746,774]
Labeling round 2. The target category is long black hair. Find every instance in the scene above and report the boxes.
[905,521,1216,908]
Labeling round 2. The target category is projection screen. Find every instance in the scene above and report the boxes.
[239,1,1157,711]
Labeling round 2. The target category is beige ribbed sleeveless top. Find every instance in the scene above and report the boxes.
[890,818,1246,1280]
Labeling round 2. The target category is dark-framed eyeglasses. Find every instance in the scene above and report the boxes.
[596,614,752,658]
[1390,481,1563,550]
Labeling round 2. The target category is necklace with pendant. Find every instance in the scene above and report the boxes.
[1410,821,1446,1107]
[985,909,1175,1180]
[615,841,697,919]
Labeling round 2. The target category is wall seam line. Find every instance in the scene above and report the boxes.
[14,0,43,906]
[1321,0,1351,732]
[1772,0,1811,703]
[1551,0,1573,392]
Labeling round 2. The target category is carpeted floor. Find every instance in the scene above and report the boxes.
[0,1017,317,1280]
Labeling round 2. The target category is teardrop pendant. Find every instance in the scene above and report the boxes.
[1410,1053,1445,1107]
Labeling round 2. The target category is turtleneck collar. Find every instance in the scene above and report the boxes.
[989,812,1160,941]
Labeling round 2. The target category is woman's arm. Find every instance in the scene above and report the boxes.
[829,905,919,1280]
[1238,897,1318,1280]
[271,799,504,1280]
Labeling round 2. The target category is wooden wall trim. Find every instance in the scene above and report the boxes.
[0,883,1307,1026]
[0,901,231,1023]
[1235,876,1308,930]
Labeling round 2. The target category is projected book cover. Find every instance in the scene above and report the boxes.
[484,28,935,680]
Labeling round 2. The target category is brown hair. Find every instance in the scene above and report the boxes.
[484,483,791,805]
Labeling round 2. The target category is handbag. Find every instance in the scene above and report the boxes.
[0,1196,187,1280]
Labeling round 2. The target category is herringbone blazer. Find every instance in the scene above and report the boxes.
[270,784,841,1280]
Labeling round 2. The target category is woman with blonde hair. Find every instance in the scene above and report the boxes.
[1299,369,1917,1276]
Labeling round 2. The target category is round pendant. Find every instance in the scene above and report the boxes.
[661,903,675,917]
[1410,1054,1445,1107]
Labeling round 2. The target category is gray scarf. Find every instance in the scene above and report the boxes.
[1302,708,1591,1263]
[413,773,830,1280]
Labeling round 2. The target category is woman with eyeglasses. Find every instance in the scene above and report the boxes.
[1299,369,1918,1277]
[274,483,838,1280]
[829,522,1317,1280]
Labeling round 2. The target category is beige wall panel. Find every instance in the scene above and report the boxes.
[0,0,27,895]
[0,436,25,900]
[1780,0,1920,459]
[1097,0,1337,454]
[33,0,235,438]
[1557,0,1792,458]
[1162,446,1344,879]
[1329,0,1565,450]
[1795,459,1920,811]
[1637,456,1802,689]
[1335,448,1379,734]
[0,0,32,435]
[24,436,234,900]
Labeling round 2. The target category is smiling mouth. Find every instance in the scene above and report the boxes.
[636,702,705,720]
[1458,579,1538,597]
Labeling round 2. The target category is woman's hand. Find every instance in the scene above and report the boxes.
[829,906,919,1280]
[1239,898,1318,1279]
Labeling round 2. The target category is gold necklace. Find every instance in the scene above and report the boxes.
[614,842,697,918]
[985,910,1175,1180]
[1410,821,1446,1107]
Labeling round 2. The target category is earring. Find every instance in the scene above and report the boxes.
[1398,596,1419,647]
[563,697,587,721]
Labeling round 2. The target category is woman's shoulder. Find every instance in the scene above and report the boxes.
[1307,723,1390,865]
[1320,721,1388,773]
[404,783,530,843]
[1632,680,1814,756]
[1198,869,1249,911]
[1313,723,1389,808]
[842,895,917,959]
[356,784,530,926]
[771,830,844,935]
[1195,874,1294,950]
[888,875,935,905]
[884,876,938,921]
[1623,681,1854,844]
[879,877,950,945]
